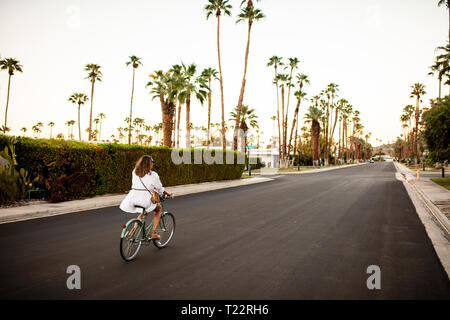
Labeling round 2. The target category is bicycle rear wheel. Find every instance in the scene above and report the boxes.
[153,212,175,249]
[120,220,144,261]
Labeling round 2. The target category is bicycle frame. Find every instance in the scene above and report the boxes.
[121,210,169,240]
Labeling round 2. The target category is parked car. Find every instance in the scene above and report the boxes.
[369,159,374,163]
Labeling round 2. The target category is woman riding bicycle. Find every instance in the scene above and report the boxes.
[120,155,171,240]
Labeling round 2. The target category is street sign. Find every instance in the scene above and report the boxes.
[246,145,256,149]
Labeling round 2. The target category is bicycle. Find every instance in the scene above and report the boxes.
[120,193,175,262]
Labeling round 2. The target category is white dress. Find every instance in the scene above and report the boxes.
[119,170,165,213]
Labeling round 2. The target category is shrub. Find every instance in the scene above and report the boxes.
[0,136,245,203]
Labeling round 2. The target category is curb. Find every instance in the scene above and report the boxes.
[394,162,450,237]
[0,177,273,224]
[394,162,450,280]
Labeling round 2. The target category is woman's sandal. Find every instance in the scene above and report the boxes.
[151,230,161,240]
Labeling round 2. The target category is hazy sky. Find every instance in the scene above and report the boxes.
[0,0,447,146]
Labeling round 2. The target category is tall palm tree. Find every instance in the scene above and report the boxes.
[125,56,143,144]
[205,0,232,149]
[267,56,284,157]
[304,106,323,166]
[292,74,310,157]
[84,64,102,141]
[229,104,259,152]
[276,73,289,161]
[68,92,88,140]
[233,1,265,151]
[283,57,300,161]
[201,67,219,147]
[324,83,339,165]
[438,0,450,42]
[147,70,183,147]
[20,127,27,135]
[429,56,449,98]
[179,63,208,148]
[48,122,55,139]
[410,83,426,162]
[0,58,23,133]
[287,90,306,159]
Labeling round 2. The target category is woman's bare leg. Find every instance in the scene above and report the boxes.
[152,204,162,239]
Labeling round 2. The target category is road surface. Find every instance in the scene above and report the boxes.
[0,162,449,299]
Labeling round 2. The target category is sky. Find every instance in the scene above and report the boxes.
[0,0,448,147]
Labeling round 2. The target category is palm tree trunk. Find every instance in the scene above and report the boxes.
[77,104,82,140]
[414,97,419,162]
[233,21,252,151]
[99,119,102,142]
[161,99,175,147]
[274,65,282,167]
[216,15,227,149]
[177,103,181,148]
[439,77,442,99]
[280,86,285,166]
[128,68,135,144]
[3,74,12,132]
[185,94,191,148]
[89,79,95,141]
[324,98,330,165]
[287,98,301,159]
[207,79,212,148]
[330,107,339,151]
[293,111,299,157]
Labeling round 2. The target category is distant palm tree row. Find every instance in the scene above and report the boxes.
[267,56,371,167]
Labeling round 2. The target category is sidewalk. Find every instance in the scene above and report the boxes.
[0,177,273,224]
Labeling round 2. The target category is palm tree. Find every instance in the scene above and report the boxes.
[32,124,41,139]
[287,90,307,160]
[438,0,450,42]
[68,120,76,139]
[267,56,284,157]
[429,56,449,98]
[410,83,426,162]
[68,92,88,140]
[20,127,27,135]
[0,58,23,133]
[147,70,183,147]
[93,117,100,140]
[201,67,219,147]
[276,73,289,162]
[48,122,55,139]
[283,57,300,161]
[84,64,102,141]
[125,56,143,144]
[233,1,265,151]
[292,74,310,158]
[179,63,208,148]
[98,112,106,141]
[304,106,324,166]
[324,83,339,165]
[229,104,259,152]
[205,0,232,149]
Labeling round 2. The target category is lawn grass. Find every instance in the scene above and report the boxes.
[431,177,450,191]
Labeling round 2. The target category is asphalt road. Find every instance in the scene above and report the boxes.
[1,162,449,299]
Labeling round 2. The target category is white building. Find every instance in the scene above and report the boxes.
[249,148,280,168]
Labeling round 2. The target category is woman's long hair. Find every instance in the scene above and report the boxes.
[134,155,153,178]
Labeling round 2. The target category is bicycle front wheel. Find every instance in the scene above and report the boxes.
[120,220,144,261]
[153,212,175,249]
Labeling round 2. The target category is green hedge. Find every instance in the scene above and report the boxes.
[0,136,245,203]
